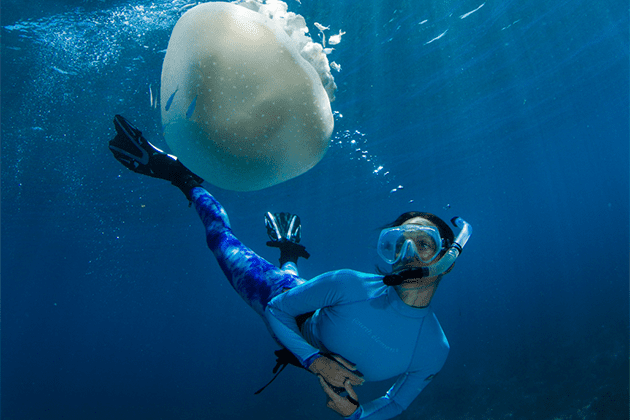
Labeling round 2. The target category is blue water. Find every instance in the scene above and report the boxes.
[2,0,628,419]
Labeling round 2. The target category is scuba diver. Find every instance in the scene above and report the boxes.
[108,115,472,420]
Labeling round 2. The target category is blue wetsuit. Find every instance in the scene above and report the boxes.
[191,187,303,318]
[191,187,449,420]
[265,270,449,420]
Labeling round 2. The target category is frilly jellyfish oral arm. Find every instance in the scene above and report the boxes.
[314,22,330,32]
[314,22,330,47]
[328,30,346,45]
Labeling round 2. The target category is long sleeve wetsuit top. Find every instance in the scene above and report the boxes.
[265,270,450,420]
[189,187,448,420]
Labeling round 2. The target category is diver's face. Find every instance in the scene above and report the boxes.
[393,217,440,270]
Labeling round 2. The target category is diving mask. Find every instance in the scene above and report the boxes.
[377,225,444,265]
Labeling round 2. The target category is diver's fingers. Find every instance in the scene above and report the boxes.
[319,377,360,416]
[311,356,364,387]
[331,354,357,371]
[345,382,359,403]
[341,366,364,386]
[318,376,341,401]
[329,355,364,386]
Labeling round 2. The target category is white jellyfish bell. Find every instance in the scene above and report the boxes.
[160,1,338,191]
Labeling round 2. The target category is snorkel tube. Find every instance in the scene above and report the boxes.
[417,217,472,278]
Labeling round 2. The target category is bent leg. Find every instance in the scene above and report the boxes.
[190,187,302,317]
[280,261,299,277]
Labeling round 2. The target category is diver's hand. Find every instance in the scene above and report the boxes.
[308,354,364,388]
[318,376,360,417]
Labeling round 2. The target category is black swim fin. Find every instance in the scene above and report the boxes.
[109,115,204,200]
[265,212,310,265]
[265,212,302,243]
[254,348,304,395]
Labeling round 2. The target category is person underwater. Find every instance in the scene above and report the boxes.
[108,115,472,420]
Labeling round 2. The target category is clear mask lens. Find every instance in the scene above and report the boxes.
[378,225,442,264]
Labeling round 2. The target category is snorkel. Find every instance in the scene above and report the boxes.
[383,217,472,285]
[418,217,472,277]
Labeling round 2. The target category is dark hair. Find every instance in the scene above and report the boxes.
[377,211,455,285]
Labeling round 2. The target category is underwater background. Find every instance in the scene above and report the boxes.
[1,0,628,419]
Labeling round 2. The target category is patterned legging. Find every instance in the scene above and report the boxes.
[191,187,304,319]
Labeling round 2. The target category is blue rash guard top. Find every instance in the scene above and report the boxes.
[264,269,449,420]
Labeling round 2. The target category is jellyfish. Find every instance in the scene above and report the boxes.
[161,1,336,191]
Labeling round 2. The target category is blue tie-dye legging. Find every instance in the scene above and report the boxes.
[191,187,304,321]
